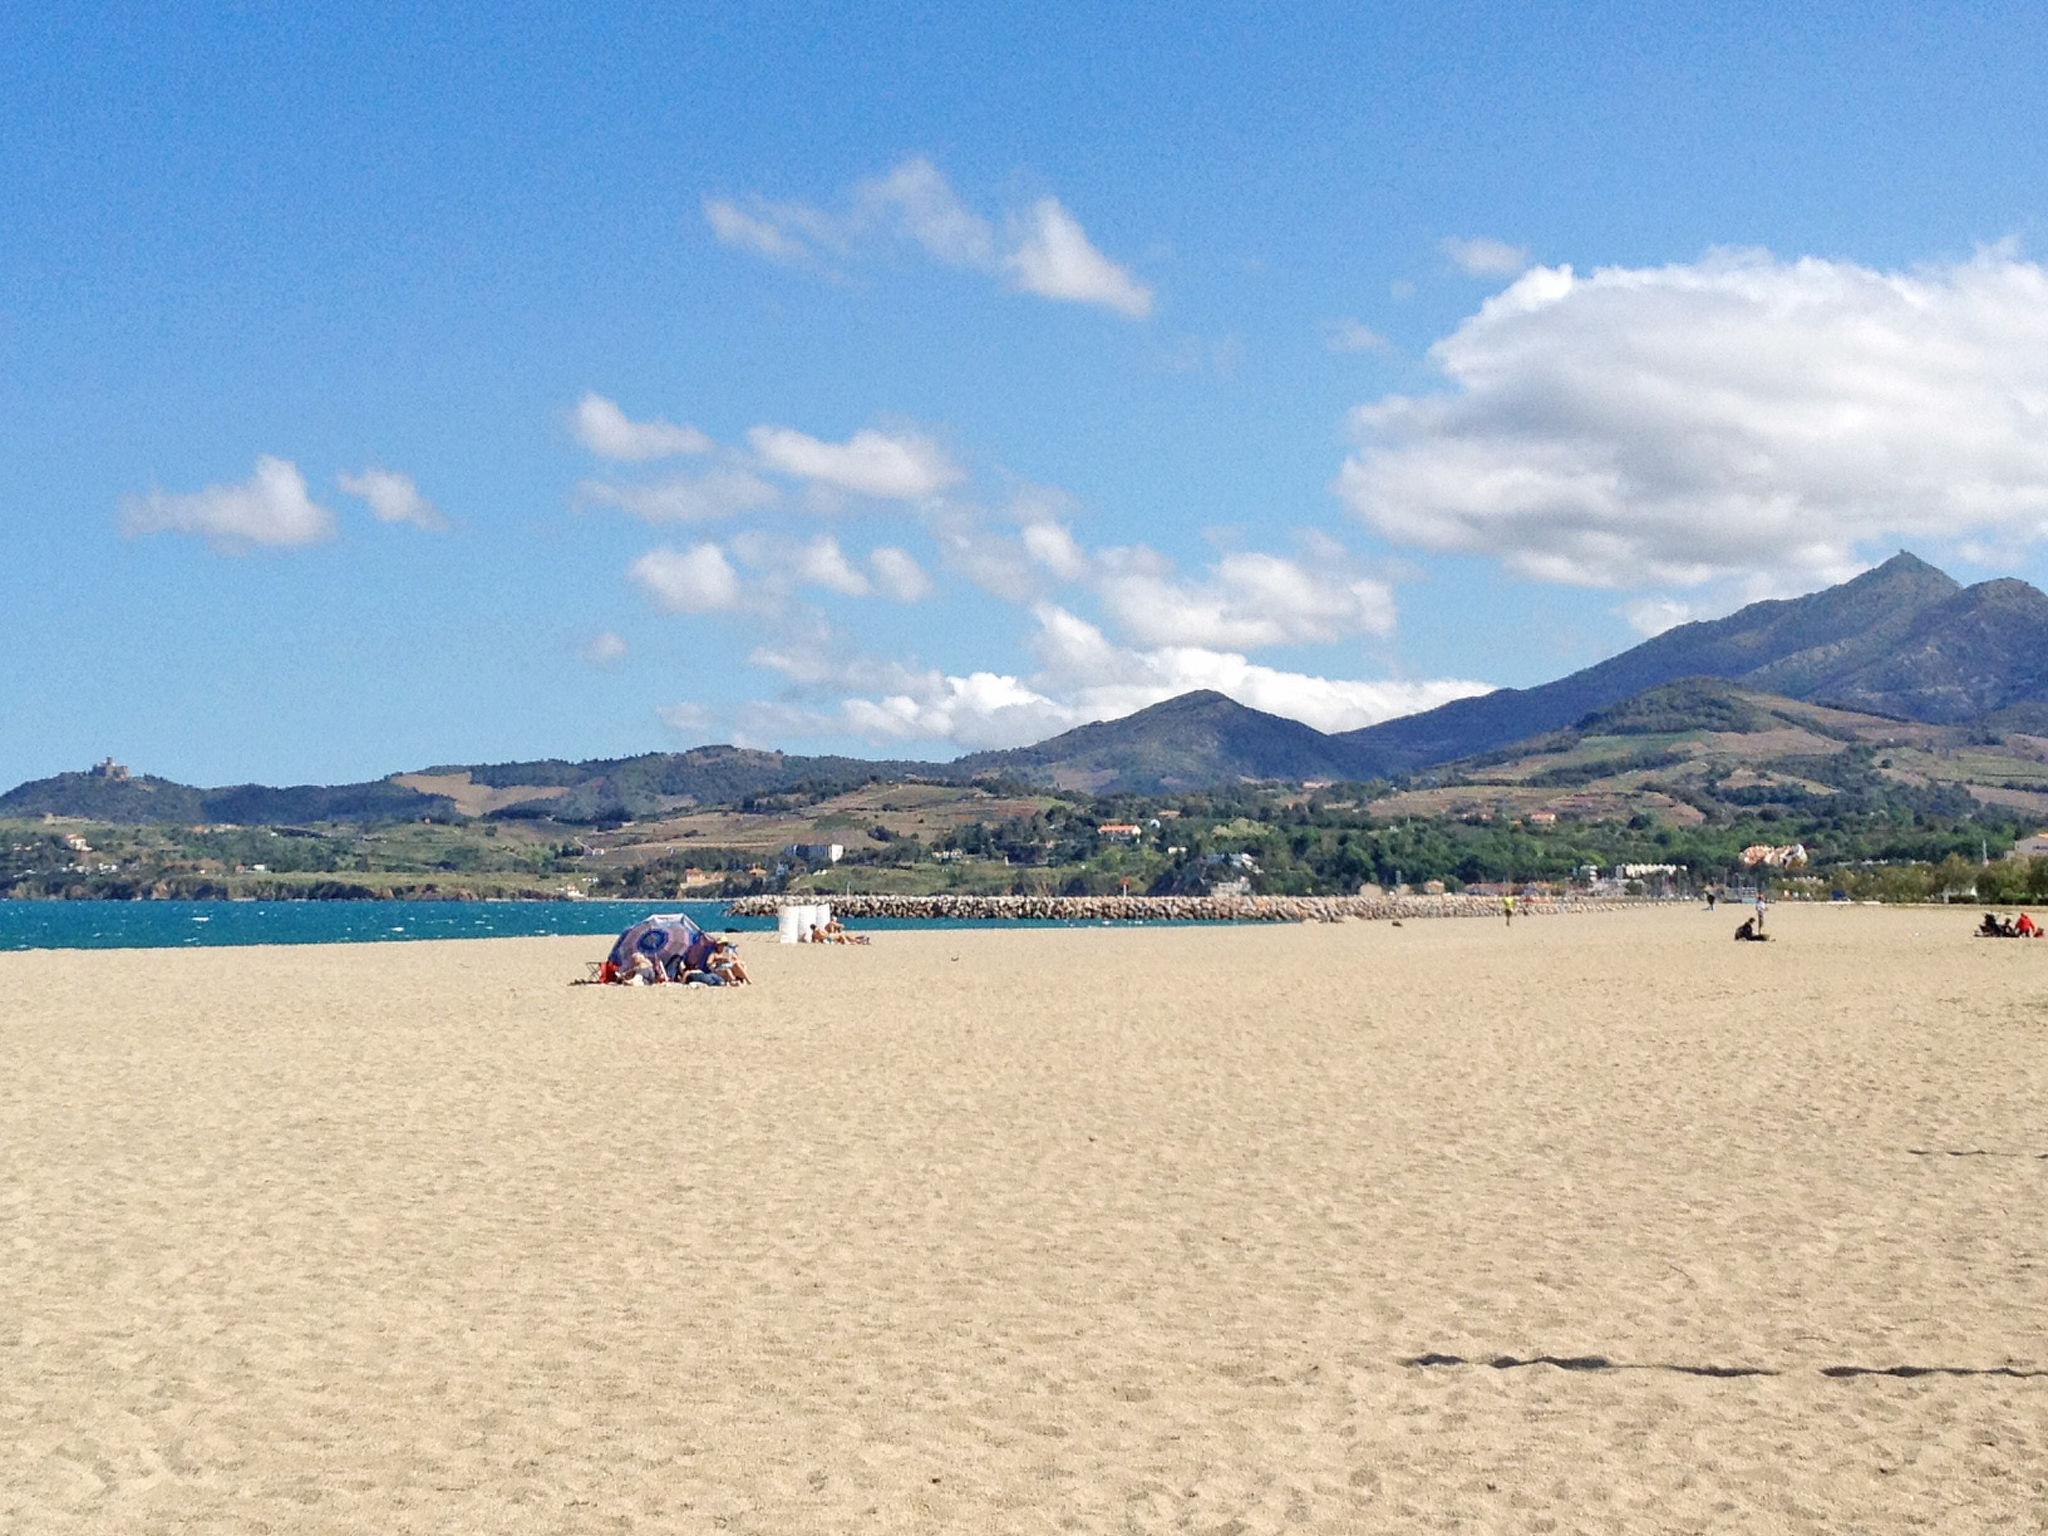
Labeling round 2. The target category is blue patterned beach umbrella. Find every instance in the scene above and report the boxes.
[607,912,712,972]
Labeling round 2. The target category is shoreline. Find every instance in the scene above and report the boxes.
[728,891,1640,922]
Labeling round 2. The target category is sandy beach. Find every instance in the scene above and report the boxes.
[3,905,2044,1532]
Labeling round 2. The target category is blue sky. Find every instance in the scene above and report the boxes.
[7,2,2048,787]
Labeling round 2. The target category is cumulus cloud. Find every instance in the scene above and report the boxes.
[572,392,712,461]
[581,631,629,665]
[338,467,444,531]
[1003,198,1154,318]
[1020,520,1089,580]
[706,157,1153,318]
[747,424,962,500]
[1097,552,1398,649]
[122,456,336,551]
[1618,598,1698,638]
[1337,248,2048,589]
[869,545,933,601]
[785,600,1489,752]
[1441,236,1529,276]
[577,468,779,523]
[792,534,870,596]
[629,544,745,613]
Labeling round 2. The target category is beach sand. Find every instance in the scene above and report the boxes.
[3,906,2044,1532]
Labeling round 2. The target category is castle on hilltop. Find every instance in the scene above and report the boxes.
[88,757,130,781]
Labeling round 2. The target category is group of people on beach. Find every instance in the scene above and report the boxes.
[609,938,752,986]
[801,916,869,945]
[1977,911,2042,939]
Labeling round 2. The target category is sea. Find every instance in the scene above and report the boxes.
[0,899,1112,952]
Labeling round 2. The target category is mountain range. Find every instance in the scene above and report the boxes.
[10,552,2048,821]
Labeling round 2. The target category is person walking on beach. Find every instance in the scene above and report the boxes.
[1753,892,1767,933]
[1502,892,1516,928]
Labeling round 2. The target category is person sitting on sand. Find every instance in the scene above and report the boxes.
[821,917,871,945]
[2019,913,2039,938]
[1734,917,1770,942]
[708,939,750,985]
[1980,911,2005,938]
[620,951,666,983]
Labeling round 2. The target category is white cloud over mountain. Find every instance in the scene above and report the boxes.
[122,456,336,551]
[1338,248,2048,590]
[810,601,1490,750]
[1098,553,1397,649]
[706,157,1153,318]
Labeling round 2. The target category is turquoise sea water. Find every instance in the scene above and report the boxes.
[0,899,1127,952]
[0,899,753,952]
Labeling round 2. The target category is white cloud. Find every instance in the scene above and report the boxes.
[658,701,712,735]
[1338,248,2048,589]
[706,158,1152,318]
[841,671,1076,750]
[1441,236,1529,277]
[793,535,870,596]
[810,604,1490,752]
[703,198,812,263]
[869,545,933,601]
[855,156,996,266]
[1004,197,1154,318]
[338,467,444,531]
[1618,598,1698,638]
[572,392,712,461]
[747,424,962,500]
[1327,318,1392,353]
[1098,552,1398,649]
[121,456,336,551]
[1021,520,1089,580]
[577,468,779,523]
[581,631,629,665]
[630,544,745,613]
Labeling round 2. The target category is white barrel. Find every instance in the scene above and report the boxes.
[777,907,802,945]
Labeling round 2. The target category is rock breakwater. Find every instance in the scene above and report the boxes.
[726,893,1631,923]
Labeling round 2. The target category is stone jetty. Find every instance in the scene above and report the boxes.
[726,892,1631,923]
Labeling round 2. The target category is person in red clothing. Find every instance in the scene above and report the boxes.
[2017,913,2038,937]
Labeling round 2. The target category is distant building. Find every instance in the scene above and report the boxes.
[1097,823,1143,842]
[89,757,129,781]
[783,843,845,865]
[1526,810,1558,825]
